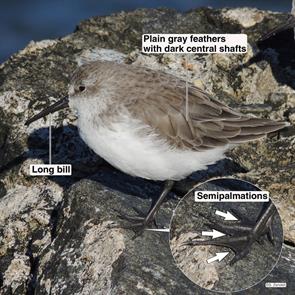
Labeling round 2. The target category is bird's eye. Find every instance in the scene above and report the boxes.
[79,85,86,92]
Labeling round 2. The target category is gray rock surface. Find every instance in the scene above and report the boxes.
[0,6,294,295]
[35,178,195,294]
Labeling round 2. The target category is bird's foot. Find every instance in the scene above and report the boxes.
[112,180,174,238]
[183,204,276,265]
[115,207,159,239]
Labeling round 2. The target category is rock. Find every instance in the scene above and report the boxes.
[230,137,295,243]
[0,6,294,295]
[36,178,295,294]
[240,244,295,294]
[0,182,63,293]
[2,254,30,293]
[35,179,198,294]
[222,8,265,28]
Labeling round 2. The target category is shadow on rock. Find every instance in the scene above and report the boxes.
[250,28,295,90]
[27,124,103,188]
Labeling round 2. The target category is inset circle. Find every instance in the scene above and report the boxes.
[169,178,283,293]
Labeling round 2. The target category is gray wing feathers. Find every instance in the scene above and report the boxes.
[127,66,288,151]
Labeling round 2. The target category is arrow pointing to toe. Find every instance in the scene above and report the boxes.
[202,229,226,239]
[215,210,238,221]
[207,252,229,264]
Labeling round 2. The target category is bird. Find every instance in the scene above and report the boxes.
[25,60,288,234]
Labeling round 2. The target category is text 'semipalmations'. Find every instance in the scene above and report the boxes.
[194,191,270,202]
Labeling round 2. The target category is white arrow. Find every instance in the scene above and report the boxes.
[202,229,226,239]
[207,252,229,264]
[215,210,238,221]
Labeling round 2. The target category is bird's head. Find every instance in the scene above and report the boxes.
[25,61,110,126]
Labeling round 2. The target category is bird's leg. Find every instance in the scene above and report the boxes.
[183,202,277,265]
[230,202,276,264]
[144,180,174,226]
[118,180,174,236]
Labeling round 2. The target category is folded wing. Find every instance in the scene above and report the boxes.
[129,70,287,151]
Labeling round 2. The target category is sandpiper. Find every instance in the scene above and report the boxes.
[25,60,288,232]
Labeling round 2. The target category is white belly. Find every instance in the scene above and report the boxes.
[77,116,228,181]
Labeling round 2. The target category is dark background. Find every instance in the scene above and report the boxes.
[0,0,292,63]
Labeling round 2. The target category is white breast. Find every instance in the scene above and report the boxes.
[76,113,229,181]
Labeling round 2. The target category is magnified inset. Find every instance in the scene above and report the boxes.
[169,178,283,293]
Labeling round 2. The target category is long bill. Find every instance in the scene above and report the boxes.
[25,96,69,126]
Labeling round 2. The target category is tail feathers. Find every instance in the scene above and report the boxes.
[228,134,265,143]
[227,119,288,144]
[259,15,295,42]
[223,118,282,127]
